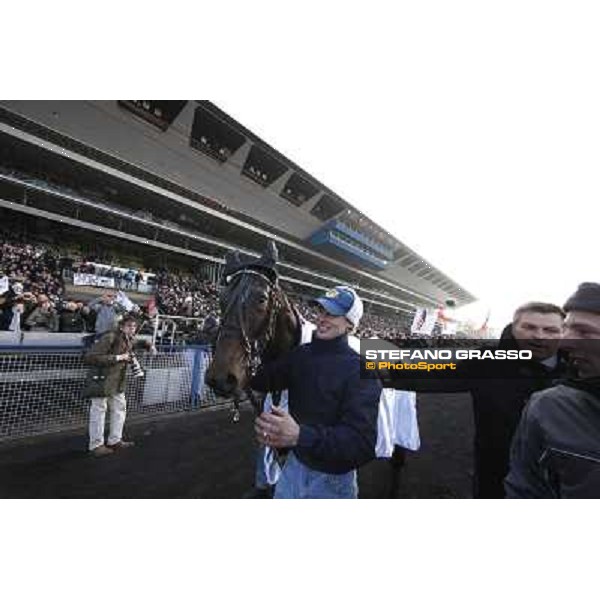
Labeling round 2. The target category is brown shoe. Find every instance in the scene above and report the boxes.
[107,440,135,451]
[91,445,114,457]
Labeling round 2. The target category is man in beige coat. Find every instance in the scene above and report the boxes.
[83,315,148,457]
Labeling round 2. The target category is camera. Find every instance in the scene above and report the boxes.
[130,353,145,378]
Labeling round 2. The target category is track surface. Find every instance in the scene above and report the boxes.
[0,392,474,499]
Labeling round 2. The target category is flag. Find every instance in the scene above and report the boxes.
[478,310,491,333]
[411,307,437,335]
[411,308,427,333]
[116,290,135,312]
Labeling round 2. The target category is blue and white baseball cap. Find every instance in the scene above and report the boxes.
[314,286,364,328]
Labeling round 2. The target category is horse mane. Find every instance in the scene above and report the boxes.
[261,285,301,362]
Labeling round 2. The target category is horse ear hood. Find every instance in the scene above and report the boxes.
[225,250,242,267]
[264,241,279,265]
[222,250,242,278]
[221,244,279,283]
[257,241,279,282]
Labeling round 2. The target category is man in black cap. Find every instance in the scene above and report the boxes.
[506,283,600,498]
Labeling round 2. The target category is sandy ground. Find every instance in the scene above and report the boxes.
[0,392,474,499]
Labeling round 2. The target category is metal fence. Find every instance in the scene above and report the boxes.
[0,345,228,442]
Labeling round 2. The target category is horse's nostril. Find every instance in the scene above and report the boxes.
[206,372,239,397]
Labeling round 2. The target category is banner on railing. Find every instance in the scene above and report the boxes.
[73,273,115,288]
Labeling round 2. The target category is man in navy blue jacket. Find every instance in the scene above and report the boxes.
[252,286,382,499]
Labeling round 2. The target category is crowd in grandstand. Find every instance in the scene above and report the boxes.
[0,161,443,330]
[155,271,219,318]
[1,233,455,344]
[0,235,65,332]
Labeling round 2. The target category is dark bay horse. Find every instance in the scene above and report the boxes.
[205,242,301,415]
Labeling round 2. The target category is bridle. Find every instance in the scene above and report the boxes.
[216,268,283,416]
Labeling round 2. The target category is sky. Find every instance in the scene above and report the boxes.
[6,3,599,330]
[212,6,599,330]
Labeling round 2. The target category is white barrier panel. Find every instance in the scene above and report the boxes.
[142,365,192,406]
[0,331,21,345]
[137,283,154,294]
[22,332,89,347]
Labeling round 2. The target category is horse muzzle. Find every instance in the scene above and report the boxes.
[205,368,241,398]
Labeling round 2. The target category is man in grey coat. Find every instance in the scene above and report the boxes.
[506,282,600,498]
[87,290,126,335]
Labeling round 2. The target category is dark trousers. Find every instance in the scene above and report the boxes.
[473,447,509,499]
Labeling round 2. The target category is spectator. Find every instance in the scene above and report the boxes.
[124,269,135,290]
[24,294,58,332]
[251,286,382,499]
[506,283,600,498]
[114,269,123,289]
[82,315,150,457]
[87,291,126,335]
[182,295,194,317]
[384,301,568,498]
[0,298,25,336]
[199,313,219,346]
[58,300,87,333]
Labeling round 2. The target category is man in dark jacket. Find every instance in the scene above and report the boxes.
[251,286,382,499]
[506,283,600,498]
[471,309,568,498]
[198,313,219,346]
[82,315,149,457]
[0,297,25,336]
[58,300,86,333]
[385,302,567,498]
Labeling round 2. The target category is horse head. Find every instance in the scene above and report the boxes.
[205,242,297,401]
